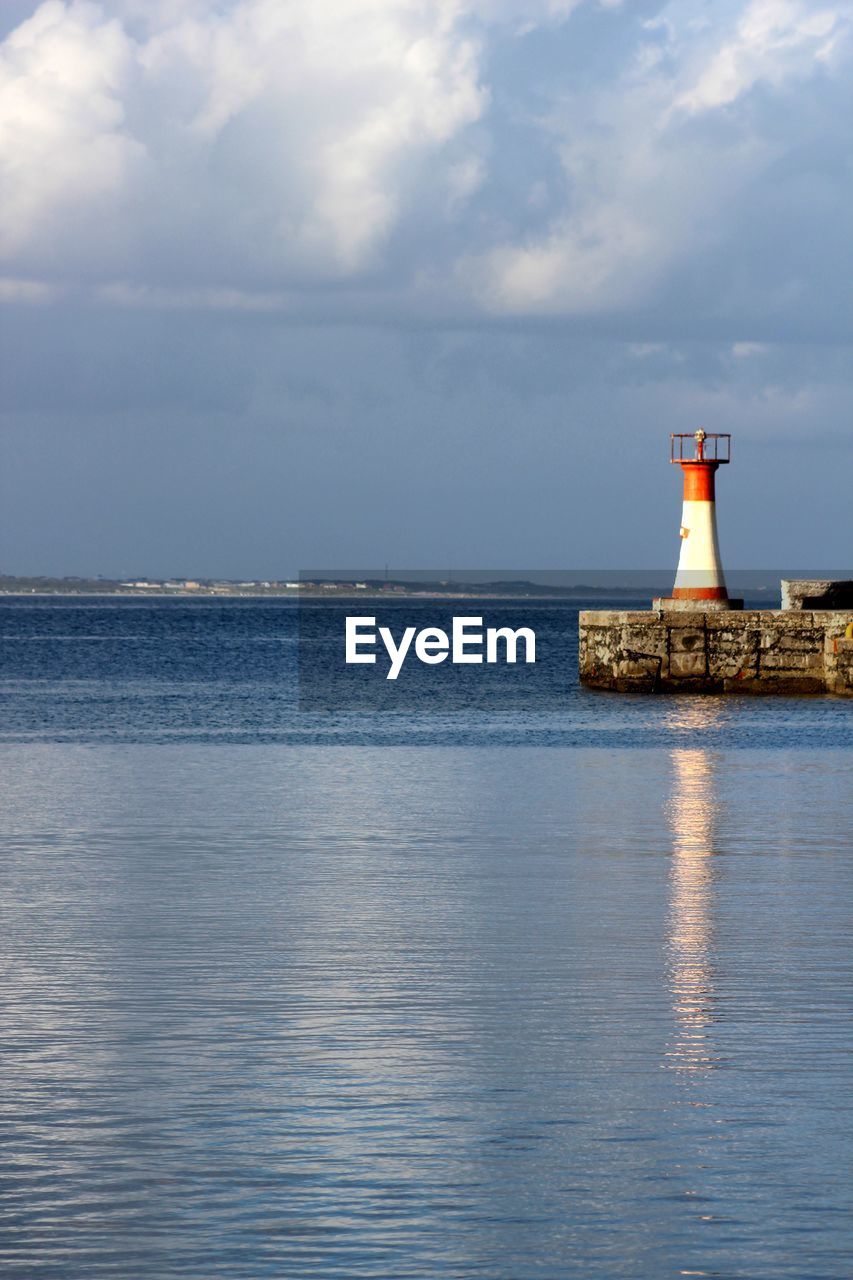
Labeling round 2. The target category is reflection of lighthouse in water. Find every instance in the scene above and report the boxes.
[664,728,721,1074]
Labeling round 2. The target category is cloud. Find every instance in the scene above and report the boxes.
[458,0,853,329]
[0,0,486,284]
[0,275,58,302]
[0,0,851,341]
[0,1,144,259]
[675,0,844,116]
[731,341,769,358]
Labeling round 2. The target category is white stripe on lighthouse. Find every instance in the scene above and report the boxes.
[673,498,727,595]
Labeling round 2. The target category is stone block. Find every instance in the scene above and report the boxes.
[657,609,707,627]
[826,638,853,696]
[622,623,668,658]
[782,580,853,610]
[615,656,661,680]
[759,650,824,672]
[705,612,751,631]
[668,627,705,653]
[709,652,758,681]
[668,651,707,678]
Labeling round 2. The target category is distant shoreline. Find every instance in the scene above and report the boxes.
[0,589,656,601]
[0,576,665,600]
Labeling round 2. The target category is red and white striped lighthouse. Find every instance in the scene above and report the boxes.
[655,430,743,612]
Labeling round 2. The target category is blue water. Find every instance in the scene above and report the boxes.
[0,596,850,747]
[0,598,850,1278]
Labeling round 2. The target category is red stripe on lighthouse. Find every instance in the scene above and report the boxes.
[681,462,718,502]
[671,585,730,600]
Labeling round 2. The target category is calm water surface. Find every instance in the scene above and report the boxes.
[0,600,850,1278]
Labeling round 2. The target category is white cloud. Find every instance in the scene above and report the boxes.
[468,199,660,314]
[732,342,770,357]
[0,0,851,336]
[0,1,144,257]
[628,343,667,358]
[458,0,853,320]
[0,275,58,302]
[95,280,291,311]
[676,0,845,116]
[461,69,726,314]
[0,0,486,281]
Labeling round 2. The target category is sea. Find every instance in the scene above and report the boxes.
[0,596,850,1279]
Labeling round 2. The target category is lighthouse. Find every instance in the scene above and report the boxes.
[654,430,743,612]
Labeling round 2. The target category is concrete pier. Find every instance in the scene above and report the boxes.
[781,579,853,611]
[579,607,853,696]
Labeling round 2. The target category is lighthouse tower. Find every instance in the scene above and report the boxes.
[655,430,743,612]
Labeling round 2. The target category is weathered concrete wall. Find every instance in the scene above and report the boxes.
[781,579,853,610]
[579,609,853,695]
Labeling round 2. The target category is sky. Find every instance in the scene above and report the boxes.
[0,0,851,577]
